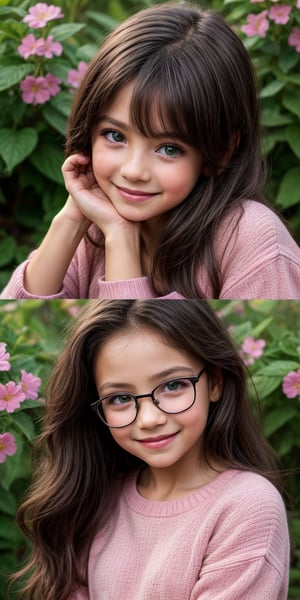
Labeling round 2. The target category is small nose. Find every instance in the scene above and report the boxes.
[136,397,167,428]
[120,148,150,182]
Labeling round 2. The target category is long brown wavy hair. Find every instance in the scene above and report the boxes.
[12,299,283,599]
[65,2,267,298]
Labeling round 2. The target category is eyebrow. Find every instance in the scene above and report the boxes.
[98,116,183,141]
[99,366,196,394]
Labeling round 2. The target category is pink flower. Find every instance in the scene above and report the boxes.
[289,27,300,52]
[241,336,266,366]
[17,33,45,59]
[41,35,63,58]
[44,72,61,96]
[0,343,10,371]
[282,370,300,398]
[269,4,291,24]
[23,3,63,29]
[297,0,300,8]
[250,0,265,3]
[20,75,51,105]
[20,370,41,400]
[241,11,270,38]
[67,61,88,88]
[0,433,17,463]
[0,381,26,413]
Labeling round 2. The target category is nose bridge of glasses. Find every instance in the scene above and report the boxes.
[136,391,160,409]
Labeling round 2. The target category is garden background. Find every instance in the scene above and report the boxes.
[0,299,300,598]
[0,0,300,288]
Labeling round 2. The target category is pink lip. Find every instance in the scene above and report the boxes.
[116,185,158,203]
[137,432,179,449]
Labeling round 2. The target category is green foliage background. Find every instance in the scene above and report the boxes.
[0,0,300,290]
[0,299,299,598]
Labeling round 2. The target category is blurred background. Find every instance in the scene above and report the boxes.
[0,0,300,289]
[0,299,299,597]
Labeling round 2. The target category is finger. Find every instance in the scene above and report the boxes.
[62,154,90,175]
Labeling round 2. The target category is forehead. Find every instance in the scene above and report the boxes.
[94,328,200,383]
[100,81,193,142]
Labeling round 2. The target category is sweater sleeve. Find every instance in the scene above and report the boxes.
[0,257,78,299]
[190,479,289,600]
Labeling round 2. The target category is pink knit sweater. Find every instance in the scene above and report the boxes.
[1,200,300,299]
[70,469,289,599]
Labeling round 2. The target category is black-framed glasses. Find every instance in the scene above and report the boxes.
[91,366,206,428]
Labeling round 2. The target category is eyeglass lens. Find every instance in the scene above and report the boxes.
[99,377,196,427]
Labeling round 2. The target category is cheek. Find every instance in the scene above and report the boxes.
[165,165,199,198]
[92,149,113,181]
[109,428,132,450]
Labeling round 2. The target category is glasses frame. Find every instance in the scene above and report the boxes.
[91,366,206,428]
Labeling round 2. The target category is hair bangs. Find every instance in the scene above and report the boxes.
[129,59,200,147]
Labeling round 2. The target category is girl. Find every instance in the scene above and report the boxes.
[2,3,300,300]
[13,300,290,599]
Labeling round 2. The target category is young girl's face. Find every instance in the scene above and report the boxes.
[94,328,222,476]
[91,83,203,226]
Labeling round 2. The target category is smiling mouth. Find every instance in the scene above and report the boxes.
[115,185,158,202]
[139,433,178,442]
[137,432,179,448]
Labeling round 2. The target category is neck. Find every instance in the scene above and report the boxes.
[137,456,220,502]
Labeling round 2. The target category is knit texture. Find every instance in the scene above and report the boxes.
[70,469,290,599]
[1,200,300,299]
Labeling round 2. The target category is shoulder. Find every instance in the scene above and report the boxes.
[207,470,289,559]
[217,200,299,259]
[214,200,300,297]
[211,471,288,549]
[218,470,285,513]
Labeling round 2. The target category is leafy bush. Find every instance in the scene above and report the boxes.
[0,0,139,289]
[0,0,299,289]
[0,299,82,595]
[213,0,300,242]
[0,299,299,598]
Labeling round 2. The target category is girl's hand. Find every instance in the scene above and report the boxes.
[61,154,137,237]
[61,153,143,280]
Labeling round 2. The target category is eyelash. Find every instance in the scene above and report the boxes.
[100,128,184,158]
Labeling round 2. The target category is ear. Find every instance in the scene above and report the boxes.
[208,368,223,403]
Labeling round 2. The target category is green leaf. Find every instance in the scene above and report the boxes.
[42,103,67,136]
[0,64,34,91]
[278,48,300,73]
[261,108,292,127]
[0,127,38,171]
[248,300,279,315]
[0,236,16,267]
[255,360,300,377]
[50,23,85,42]
[49,91,72,118]
[276,167,300,208]
[262,128,287,155]
[260,80,285,98]
[286,125,300,158]
[0,514,21,543]
[86,10,118,31]
[282,90,300,119]
[30,143,64,184]
[251,317,273,338]
[76,44,97,62]
[250,374,282,399]
[284,73,300,85]
[0,7,26,17]
[11,412,36,441]
[0,488,16,516]
[263,406,298,437]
